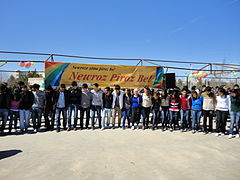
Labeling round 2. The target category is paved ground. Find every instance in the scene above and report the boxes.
[0,127,240,180]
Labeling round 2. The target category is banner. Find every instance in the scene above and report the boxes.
[45,62,164,89]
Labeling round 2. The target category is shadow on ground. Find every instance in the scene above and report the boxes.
[0,150,22,160]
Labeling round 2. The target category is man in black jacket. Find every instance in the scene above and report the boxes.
[68,81,81,131]
[0,84,11,133]
[55,84,69,132]
[19,85,34,132]
[44,85,56,131]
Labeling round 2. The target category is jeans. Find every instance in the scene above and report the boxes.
[91,105,102,128]
[56,107,67,129]
[191,110,202,130]
[161,109,169,128]
[169,111,179,129]
[32,107,43,129]
[202,110,214,132]
[180,109,190,130]
[9,110,19,131]
[80,107,90,128]
[102,108,112,128]
[0,109,9,132]
[19,109,30,130]
[141,107,151,127]
[112,107,122,127]
[122,108,131,128]
[152,109,160,128]
[68,104,78,128]
[44,109,55,130]
[216,110,228,134]
[229,111,240,135]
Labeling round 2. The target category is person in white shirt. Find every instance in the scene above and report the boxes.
[141,87,152,130]
[215,88,231,137]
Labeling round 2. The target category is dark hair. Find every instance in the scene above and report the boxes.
[191,91,199,100]
[93,83,99,87]
[172,90,180,101]
[33,84,40,90]
[218,88,227,96]
[105,87,111,91]
[71,81,77,87]
[60,84,66,88]
[115,85,120,90]
[82,83,88,89]
[205,86,211,92]
[46,85,53,91]
[234,84,239,88]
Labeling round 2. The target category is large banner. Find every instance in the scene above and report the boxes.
[45,62,164,89]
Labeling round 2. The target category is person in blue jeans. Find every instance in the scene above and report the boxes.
[151,91,161,130]
[101,87,113,130]
[122,89,132,129]
[191,91,203,133]
[91,83,103,130]
[31,84,46,133]
[68,81,82,131]
[0,84,10,134]
[228,89,240,139]
[55,84,69,132]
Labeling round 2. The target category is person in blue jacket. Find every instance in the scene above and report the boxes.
[131,89,142,130]
[191,91,203,133]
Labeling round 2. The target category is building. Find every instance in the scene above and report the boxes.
[12,70,45,79]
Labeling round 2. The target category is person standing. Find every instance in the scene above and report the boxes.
[91,83,103,130]
[160,90,170,131]
[141,87,152,130]
[122,89,132,129]
[55,84,69,132]
[228,89,240,138]
[112,85,124,129]
[9,90,21,133]
[19,85,34,133]
[0,84,11,133]
[202,86,216,134]
[169,90,180,132]
[131,89,142,130]
[80,83,92,130]
[31,84,46,132]
[191,91,203,133]
[44,85,56,131]
[215,88,231,137]
[68,81,82,131]
[102,87,113,130]
[180,89,191,132]
[151,91,161,130]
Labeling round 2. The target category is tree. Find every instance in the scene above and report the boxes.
[7,75,18,88]
[176,79,183,89]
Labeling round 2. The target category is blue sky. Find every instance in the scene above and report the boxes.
[0,0,239,76]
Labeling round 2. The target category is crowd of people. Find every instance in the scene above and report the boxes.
[0,81,240,139]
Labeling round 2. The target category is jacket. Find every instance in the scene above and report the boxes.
[112,90,125,109]
[68,87,82,105]
[19,91,34,110]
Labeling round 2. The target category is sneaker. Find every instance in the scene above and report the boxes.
[74,128,77,131]
[203,131,208,135]
[192,130,196,134]
[92,127,95,130]
[184,129,187,132]
[34,129,37,133]
[142,126,145,130]
[170,128,173,132]
[56,128,60,133]
[181,129,184,132]
[228,134,233,139]
[101,127,104,131]
[112,126,115,129]
[122,127,125,130]
[236,134,240,138]
[136,126,140,130]
[131,126,135,130]
[67,128,71,131]
[215,133,220,137]
[220,133,225,137]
